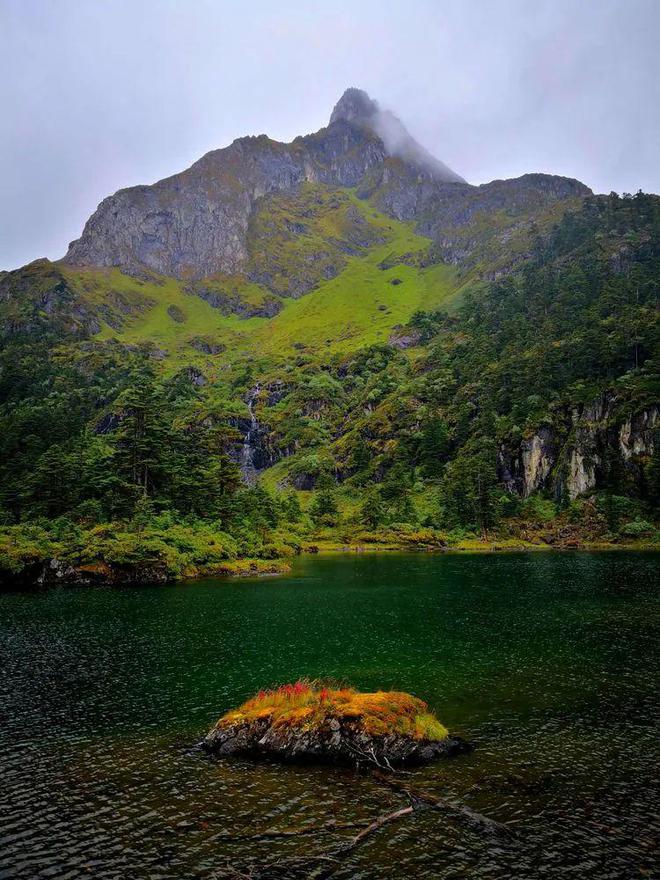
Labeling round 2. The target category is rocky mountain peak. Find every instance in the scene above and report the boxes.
[329,87,465,184]
[329,87,379,126]
[61,88,588,280]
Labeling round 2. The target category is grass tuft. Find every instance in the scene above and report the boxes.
[216,681,449,741]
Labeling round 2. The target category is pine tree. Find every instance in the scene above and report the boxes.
[419,416,449,478]
[360,490,386,528]
[310,489,339,525]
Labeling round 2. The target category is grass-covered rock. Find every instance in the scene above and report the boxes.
[203,682,463,766]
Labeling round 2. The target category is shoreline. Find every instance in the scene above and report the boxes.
[1,539,657,591]
[298,536,660,557]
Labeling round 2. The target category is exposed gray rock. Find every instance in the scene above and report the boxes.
[521,427,557,497]
[188,336,226,355]
[94,411,123,435]
[329,87,465,183]
[27,558,170,587]
[389,325,423,349]
[498,395,658,501]
[361,165,590,271]
[185,282,283,317]
[226,386,288,481]
[62,88,589,282]
[0,261,102,338]
[64,119,388,280]
[183,366,207,387]
[619,406,658,460]
[203,714,466,767]
[167,304,186,323]
[265,379,288,406]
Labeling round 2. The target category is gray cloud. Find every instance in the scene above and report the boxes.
[1,0,658,269]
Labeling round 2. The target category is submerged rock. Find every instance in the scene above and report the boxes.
[203,683,466,766]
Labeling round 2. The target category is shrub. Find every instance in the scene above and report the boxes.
[620,519,655,537]
[519,493,557,523]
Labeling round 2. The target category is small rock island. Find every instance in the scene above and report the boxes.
[203,682,463,766]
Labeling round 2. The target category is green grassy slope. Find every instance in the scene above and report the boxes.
[1,190,656,582]
[247,239,457,360]
[58,188,461,372]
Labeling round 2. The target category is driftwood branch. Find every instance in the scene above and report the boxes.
[210,804,415,880]
[212,818,371,843]
[372,770,514,838]
[212,766,513,879]
[342,740,410,774]
[339,805,414,852]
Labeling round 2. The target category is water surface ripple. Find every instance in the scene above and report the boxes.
[0,552,658,878]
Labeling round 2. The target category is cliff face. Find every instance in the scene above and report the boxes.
[63,133,356,280]
[62,88,590,281]
[498,395,658,502]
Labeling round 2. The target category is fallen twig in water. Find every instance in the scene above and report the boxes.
[212,767,513,879]
[211,818,371,843]
[337,805,414,852]
[371,770,515,838]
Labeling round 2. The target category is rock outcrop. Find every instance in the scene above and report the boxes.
[498,395,658,501]
[203,683,464,767]
[0,260,102,338]
[204,713,464,767]
[63,103,392,279]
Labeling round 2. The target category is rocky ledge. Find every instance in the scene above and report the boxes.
[203,682,466,766]
[0,557,290,590]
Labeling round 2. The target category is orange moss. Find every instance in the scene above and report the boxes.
[215,681,448,741]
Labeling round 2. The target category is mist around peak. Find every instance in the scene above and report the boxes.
[330,87,465,183]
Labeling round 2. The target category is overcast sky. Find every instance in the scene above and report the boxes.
[1,0,659,270]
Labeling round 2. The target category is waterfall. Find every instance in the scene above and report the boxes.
[240,384,260,485]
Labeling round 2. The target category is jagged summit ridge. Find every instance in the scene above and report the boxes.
[329,87,380,125]
[63,87,589,280]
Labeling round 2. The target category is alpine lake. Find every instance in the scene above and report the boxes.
[1,551,658,879]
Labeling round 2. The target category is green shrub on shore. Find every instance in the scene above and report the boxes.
[0,524,61,574]
[0,519,275,581]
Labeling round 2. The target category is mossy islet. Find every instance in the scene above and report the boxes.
[203,682,468,767]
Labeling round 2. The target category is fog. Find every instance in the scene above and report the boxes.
[1,0,659,269]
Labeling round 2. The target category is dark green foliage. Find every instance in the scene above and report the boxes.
[440,438,507,533]
[418,416,450,478]
[282,492,303,523]
[0,192,657,557]
[359,490,386,528]
[309,488,339,525]
[339,192,658,528]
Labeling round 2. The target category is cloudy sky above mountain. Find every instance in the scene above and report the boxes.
[1,0,658,269]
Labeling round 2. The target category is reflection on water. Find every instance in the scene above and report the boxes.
[0,552,658,878]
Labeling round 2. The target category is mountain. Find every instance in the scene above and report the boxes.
[62,87,588,280]
[2,88,593,362]
[0,88,658,585]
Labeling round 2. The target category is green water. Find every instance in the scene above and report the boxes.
[1,552,658,878]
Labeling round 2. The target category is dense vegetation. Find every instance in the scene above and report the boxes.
[0,192,658,582]
[331,192,660,531]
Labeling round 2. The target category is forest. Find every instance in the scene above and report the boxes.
[0,192,658,582]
